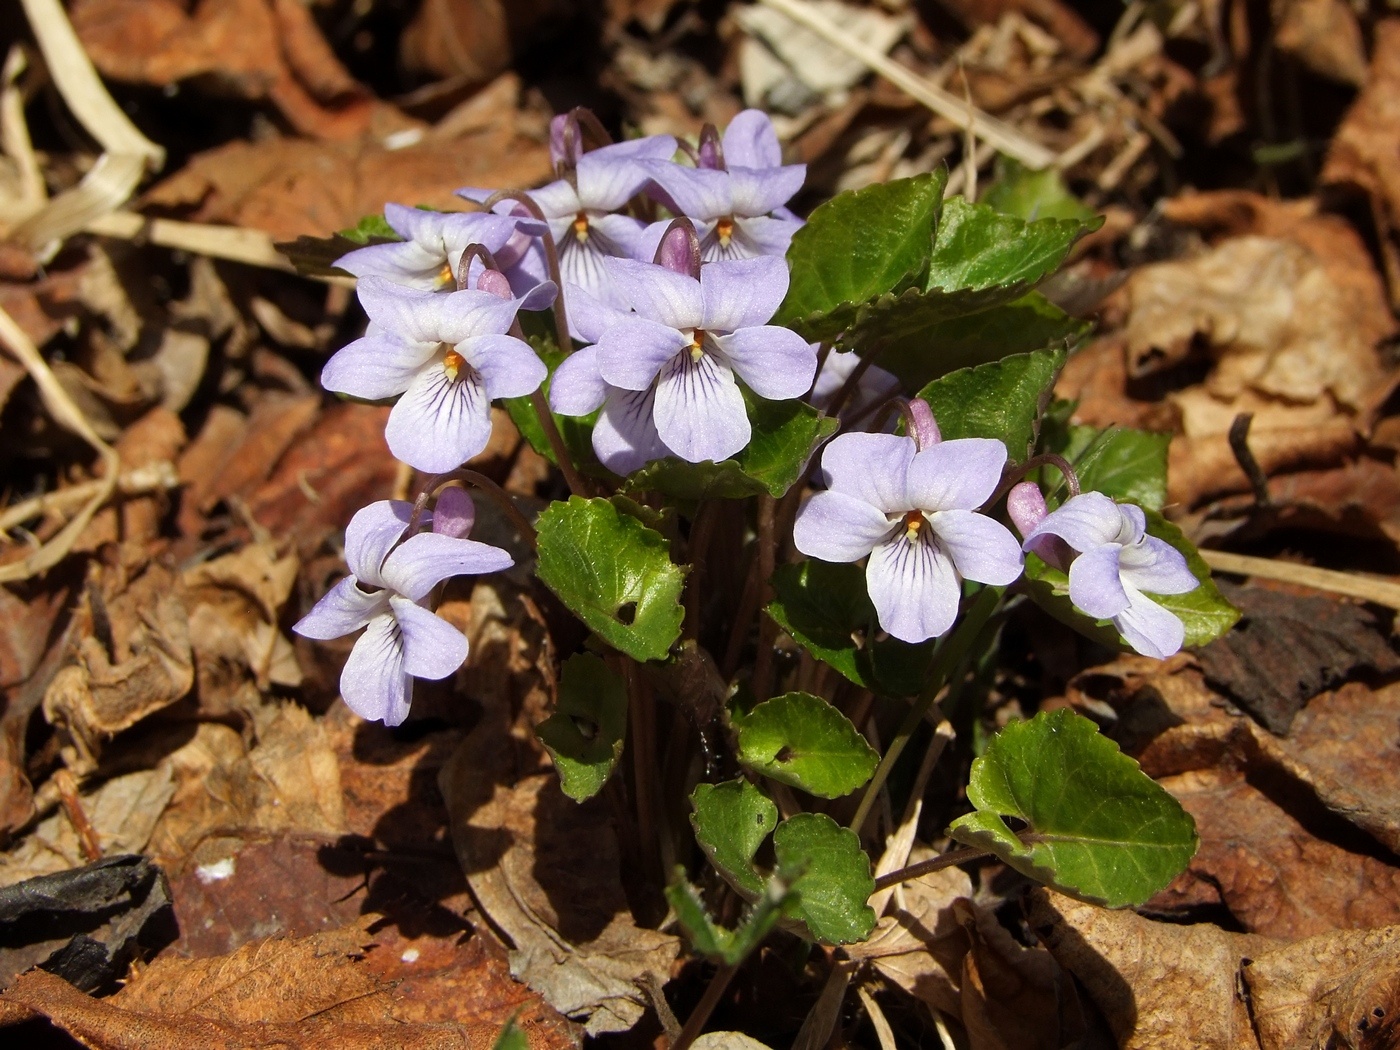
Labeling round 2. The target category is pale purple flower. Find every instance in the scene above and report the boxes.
[322,275,548,473]
[294,499,512,725]
[334,203,546,292]
[1021,491,1199,659]
[810,350,901,421]
[594,255,817,463]
[459,133,678,315]
[640,110,805,261]
[794,430,1023,643]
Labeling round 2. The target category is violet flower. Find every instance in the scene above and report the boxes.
[594,253,817,463]
[793,420,1023,644]
[1020,490,1200,659]
[640,110,805,261]
[809,349,902,422]
[334,203,545,291]
[294,498,512,725]
[321,274,549,473]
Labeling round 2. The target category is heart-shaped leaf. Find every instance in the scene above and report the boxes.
[690,779,777,897]
[666,875,793,965]
[535,496,686,661]
[1051,424,1170,511]
[982,158,1098,223]
[734,692,878,799]
[914,348,1066,460]
[773,814,876,944]
[947,708,1198,907]
[534,653,628,801]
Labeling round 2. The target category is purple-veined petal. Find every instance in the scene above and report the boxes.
[699,256,790,332]
[558,232,622,307]
[1067,543,1130,619]
[385,364,493,473]
[1118,536,1199,595]
[381,532,514,600]
[568,283,631,345]
[638,162,732,220]
[604,258,703,330]
[343,500,414,586]
[432,486,474,539]
[593,386,669,475]
[653,350,750,463]
[339,612,412,726]
[820,432,914,514]
[590,212,654,262]
[597,317,691,391]
[1114,585,1186,659]
[728,165,806,217]
[320,333,435,401]
[928,510,1024,586]
[730,215,802,260]
[712,326,815,400]
[722,109,783,168]
[335,240,447,289]
[866,533,961,643]
[433,288,522,345]
[293,575,388,640]
[906,438,1008,513]
[793,491,895,562]
[389,596,470,679]
[1025,491,1131,554]
[550,344,610,415]
[460,333,546,400]
[576,151,655,212]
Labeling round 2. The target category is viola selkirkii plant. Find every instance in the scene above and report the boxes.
[290,108,1239,1013]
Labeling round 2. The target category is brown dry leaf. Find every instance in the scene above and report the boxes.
[1273,0,1367,87]
[1153,766,1400,939]
[1245,926,1400,1050]
[1027,889,1273,1050]
[77,406,186,550]
[401,0,575,83]
[0,925,498,1048]
[71,0,412,140]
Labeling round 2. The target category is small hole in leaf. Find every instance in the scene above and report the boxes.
[1004,816,1029,833]
[1375,1008,1387,1019]
[1359,1019,1370,1032]
[615,601,637,625]
[569,715,599,741]
[756,812,766,825]
[775,746,795,763]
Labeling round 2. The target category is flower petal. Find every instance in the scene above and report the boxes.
[809,351,900,416]
[638,162,731,220]
[432,288,523,345]
[728,165,806,217]
[334,241,446,289]
[1067,543,1130,619]
[343,500,414,586]
[593,386,669,475]
[653,350,750,463]
[722,109,783,168]
[520,179,580,219]
[596,317,690,391]
[385,365,493,473]
[381,532,514,600]
[320,333,434,401]
[905,438,1007,513]
[558,233,623,307]
[340,613,412,726]
[567,283,632,345]
[1118,536,1199,595]
[460,333,546,400]
[1024,491,1130,554]
[293,575,387,640]
[589,213,653,262]
[576,150,657,212]
[793,491,894,562]
[389,596,470,680]
[928,510,1024,585]
[604,258,703,330]
[712,326,815,400]
[820,433,914,514]
[550,343,609,415]
[355,276,450,344]
[1114,585,1186,659]
[866,534,960,643]
[699,256,790,332]
[730,215,801,260]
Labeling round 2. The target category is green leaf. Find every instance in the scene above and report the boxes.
[734,692,878,799]
[1021,505,1239,650]
[877,292,1088,393]
[624,395,838,500]
[502,335,605,477]
[914,348,1065,459]
[773,814,876,944]
[982,158,1098,223]
[491,1018,529,1050]
[947,708,1199,908]
[690,779,778,897]
[1057,425,1171,511]
[776,171,947,339]
[534,653,628,801]
[666,874,793,965]
[767,561,934,697]
[339,212,400,244]
[274,213,402,278]
[925,196,1099,293]
[535,496,686,661]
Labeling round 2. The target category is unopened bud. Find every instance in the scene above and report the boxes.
[476,269,513,300]
[697,124,725,170]
[905,399,941,450]
[1006,482,1048,539]
[432,486,475,539]
[654,219,702,278]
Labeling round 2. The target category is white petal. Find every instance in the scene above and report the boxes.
[866,533,961,643]
[340,613,412,725]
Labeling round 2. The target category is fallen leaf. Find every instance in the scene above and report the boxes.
[1273,0,1367,87]
[400,0,575,83]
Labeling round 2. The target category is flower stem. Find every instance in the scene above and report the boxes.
[410,469,537,545]
[848,585,1004,836]
[987,453,1081,510]
[481,190,571,351]
[749,494,779,699]
[671,962,739,1050]
[684,501,719,640]
[870,847,992,892]
[529,388,591,497]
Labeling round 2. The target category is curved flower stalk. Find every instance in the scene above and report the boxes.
[640,110,805,261]
[1017,489,1200,658]
[592,251,817,464]
[293,495,512,725]
[793,413,1024,643]
[321,273,551,473]
[334,203,545,291]
[809,349,901,422]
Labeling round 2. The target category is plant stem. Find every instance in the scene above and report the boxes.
[529,389,591,496]
[871,847,992,892]
[481,190,571,350]
[410,469,537,545]
[848,586,1003,835]
[622,658,664,892]
[683,501,719,640]
[671,963,739,1050]
[749,494,779,699]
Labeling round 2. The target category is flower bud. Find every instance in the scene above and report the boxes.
[432,486,475,539]
[906,399,941,450]
[1006,482,1048,539]
[475,268,514,300]
[654,219,702,278]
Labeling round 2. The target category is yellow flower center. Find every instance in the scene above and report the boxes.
[689,329,706,362]
[902,510,924,543]
[443,349,466,380]
[437,261,455,288]
[716,216,735,247]
[573,211,590,242]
